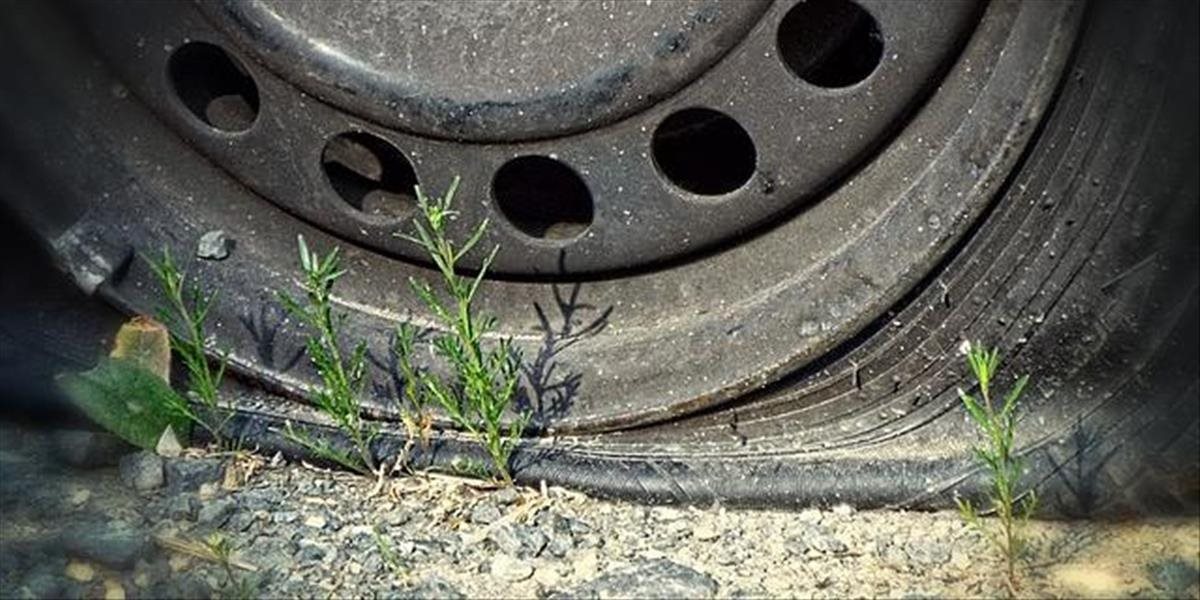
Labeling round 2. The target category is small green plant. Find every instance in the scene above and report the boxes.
[396,177,528,485]
[955,341,1036,597]
[446,456,494,480]
[392,323,434,457]
[146,248,235,447]
[203,532,258,600]
[278,236,378,476]
[371,525,404,576]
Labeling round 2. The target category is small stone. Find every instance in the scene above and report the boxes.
[65,560,95,582]
[273,510,298,525]
[797,508,823,523]
[118,451,165,491]
[63,521,149,568]
[197,230,233,261]
[533,565,563,589]
[831,503,855,516]
[491,554,534,582]
[103,578,126,600]
[155,427,184,458]
[296,541,328,562]
[903,538,949,567]
[384,508,411,527]
[69,487,91,507]
[572,548,601,580]
[488,524,548,559]
[165,457,225,493]
[492,486,521,505]
[304,514,328,529]
[790,523,848,555]
[692,522,720,541]
[197,498,236,527]
[470,502,503,525]
[166,494,199,521]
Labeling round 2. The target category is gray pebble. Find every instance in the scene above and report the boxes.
[789,523,848,555]
[470,502,503,525]
[491,486,521,506]
[62,520,149,569]
[165,457,225,492]
[197,498,236,527]
[903,538,950,567]
[166,493,199,521]
[273,510,299,525]
[118,451,164,491]
[197,230,233,260]
[488,523,548,559]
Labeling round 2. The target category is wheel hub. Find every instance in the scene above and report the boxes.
[75,0,980,276]
[205,0,771,142]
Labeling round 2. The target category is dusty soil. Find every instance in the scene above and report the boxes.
[1,421,1197,600]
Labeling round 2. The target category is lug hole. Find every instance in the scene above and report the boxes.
[493,156,593,241]
[321,132,418,221]
[653,108,756,196]
[777,0,883,88]
[168,42,260,132]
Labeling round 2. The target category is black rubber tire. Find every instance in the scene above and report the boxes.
[1,0,1196,516]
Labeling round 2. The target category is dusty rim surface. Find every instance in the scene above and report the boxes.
[1,421,1197,600]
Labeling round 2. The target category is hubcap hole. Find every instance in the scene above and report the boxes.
[777,0,883,88]
[168,42,260,132]
[321,132,418,220]
[493,156,593,241]
[652,108,757,196]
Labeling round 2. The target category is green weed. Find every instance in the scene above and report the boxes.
[396,177,528,485]
[278,236,377,476]
[955,341,1036,597]
[146,248,235,447]
[203,532,259,600]
[371,525,405,576]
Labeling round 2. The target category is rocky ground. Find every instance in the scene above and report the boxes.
[1,420,1197,600]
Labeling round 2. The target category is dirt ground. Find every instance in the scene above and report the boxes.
[1,420,1197,600]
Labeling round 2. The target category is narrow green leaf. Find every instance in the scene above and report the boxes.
[59,358,191,450]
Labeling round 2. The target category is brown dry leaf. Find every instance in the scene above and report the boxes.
[221,452,264,491]
[155,533,258,572]
[110,316,172,382]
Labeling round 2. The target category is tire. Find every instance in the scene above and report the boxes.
[0,0,1195,515]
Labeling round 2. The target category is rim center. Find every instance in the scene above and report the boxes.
[206,0,770,141]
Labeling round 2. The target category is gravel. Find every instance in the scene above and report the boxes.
[2,421,1198,600]
[555,558,720,599]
